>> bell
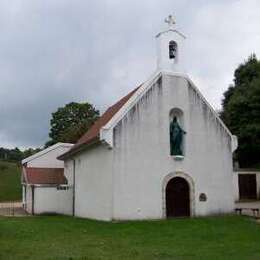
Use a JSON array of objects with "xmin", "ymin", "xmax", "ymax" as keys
[{"xmin": 169, "ymin": 50, "xmax": 176, "ymax": 59}]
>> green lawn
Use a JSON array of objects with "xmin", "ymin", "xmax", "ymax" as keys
[
  {"xmin": 0, "ymin": 160, "xmax": 22, "ymax": 202},
  {"xmin": 0, "ymin": 216, "xmax": 260, "ymax": 259}
]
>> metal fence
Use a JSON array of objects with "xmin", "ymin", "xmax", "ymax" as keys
[{"xmin": 0, "ymin": 201, "xmax": 27, "ymax": 216}]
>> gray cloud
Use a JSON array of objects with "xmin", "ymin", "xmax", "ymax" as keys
[{"xmin": 0, "ymin": 0, "xmax": 260, "ymax": 148}]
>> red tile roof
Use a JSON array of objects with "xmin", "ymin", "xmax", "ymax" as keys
[
  {"xmin": 59, "ymin": 86, "xmax": 140, "ymax": 159},
  {"xmin": 23, "ymin": 167, "xmax": 67, "ymax": 185}
]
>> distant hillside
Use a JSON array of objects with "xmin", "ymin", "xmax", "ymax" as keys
[
  {"xmin": 0, "ymin": 161, "xmax": 21, "ymax": 202},
  {"xmin": 0, "ymin": 147, "xmax": 41, "ymax": 162}
]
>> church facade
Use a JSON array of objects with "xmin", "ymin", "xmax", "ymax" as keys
[{"xmin": 59, "ymin": 16, "xmax": 238, "ymax": 221}]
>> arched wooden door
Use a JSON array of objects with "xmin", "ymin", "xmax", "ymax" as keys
[{"xmin": 166, "ymin": 177, "xmax": 190, "ymax": 217}]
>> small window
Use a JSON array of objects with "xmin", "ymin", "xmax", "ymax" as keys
[
  {"xmin": 169, "ymin": 41, "xmax": 177, "ymax": 59},
  {"xmin": 57, "ymin": 185, "xmax": 70, "ymax": 191}
]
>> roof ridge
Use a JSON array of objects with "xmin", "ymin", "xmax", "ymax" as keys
[
  {"xmin": 58, "ymin": 86, "xmax": 141, "ymax": 159},
  {"xmin": 22, "ymin": 142, "xmax": 73, "ymax": 164}
]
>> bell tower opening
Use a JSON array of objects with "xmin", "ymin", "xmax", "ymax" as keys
[
  {"xmin": 169, "ymin": 40, "xmax": 177, "ymax": 60},
  {"xmin": 156, "ymin": 14, "xmax": 186, "ymax": 72}
]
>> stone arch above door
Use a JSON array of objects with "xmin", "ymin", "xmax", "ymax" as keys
[{"xmin": 162, "ymin": 172, "xmax": 195, "ymax": 218}]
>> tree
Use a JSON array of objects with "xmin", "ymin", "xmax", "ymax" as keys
[
  {"xmin": 221, "ymin": 54, "xmax": 260, "ymax": 168},
  {"xmin": 46, "ymin": 102, "xmax": 99, "ymax": 145},
  {"xmin": 0, "ymin": 147, "xmax": 23, "ymax": 162},
  {"xmin": 22, "ymin": 148, "xmax": 42, "ymax": 159},
  {"xmin": 0, "ymin": 147, "xmax": 41, "ymax": 162}
]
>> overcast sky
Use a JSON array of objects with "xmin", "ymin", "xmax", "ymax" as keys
[{"xmin": 0, "ymin": 0, "xmax": 260, "ymax": 149}]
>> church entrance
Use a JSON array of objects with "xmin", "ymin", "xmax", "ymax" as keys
[{"xmin": 166, "ymin": 177, "xmax": 190, "ymax": 217}]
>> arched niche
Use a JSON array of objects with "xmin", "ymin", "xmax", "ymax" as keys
[
  {"xmin": 169, "ymin": 108, "xmax": 186, "ymax": 157},
  {"xmin": 169, "ymin": 108, "xmax": 184, "ymax": 127}
]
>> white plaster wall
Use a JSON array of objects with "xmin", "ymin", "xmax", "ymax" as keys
[
  {"xmin": 233, "ymin": 173, "xmax": 239, "ymax": 202},
  {"xmin": 257, "ymin": 174, "xmax": 260, "ymax": 198},
  {"xmin": 64, "ymin": 159, "xmax": 74, "ymax": 185},
  {"xmin": 112, "ymin": 74, "xmax": 234, "ymax": 220},
  {"xmin": 26, "ymin": 145, "xmax": 71, "ymax": 168},
  {"xmin": 34, "ymin": 186, "xmax": 73, "ymax": 215},
  {"xmin": 24, "ymin": 185, "xmax": 33, "ymax": 214},
  {"xmin": 22, "ymin": 185, "xmax": 25, "ymax": 205},
  {"xmin": 72, "ymin": 145, "xmax": 113, "ymax": 221}
]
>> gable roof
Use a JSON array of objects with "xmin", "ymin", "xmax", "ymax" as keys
[
  {"xmin": 97, "ymin": 71, "xmax": 237, "ymax": 151},
  {"xmin": 58, "ymin": 86, "xmax": 140, "ymax": 159},
  {"xmin": 59, "ymin": 70, "xmax": 237, "ymax": 160},
  {"xmin": 23, "ymin": 167, "xmax": 67, "ymax": 185},
  {"xmin": 22, "ymin": 143, "xmax": 73, "ymax": 165}
]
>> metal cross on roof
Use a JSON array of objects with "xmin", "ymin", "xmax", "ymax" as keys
[{"xmin": 164, "ymin": 15, "xmax": 176, "ymax": 27}]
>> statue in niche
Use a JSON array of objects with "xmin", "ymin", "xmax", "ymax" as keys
[{"xmin": 170, "ymin": 116, "xmax": 186, "ymax": 156}]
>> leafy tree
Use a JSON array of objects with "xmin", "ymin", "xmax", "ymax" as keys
[
  {"xmin": 58, "ymin": 122, "xmax": 92, "ymax": 144},
  {"xmin": 221, "ymin": 54, "xmax": 260, "ymax": 168},
  {"xmin": 8, "ymin": 148, "xmax": 23, "ymax": 161},
  {"xmin": 46, "ymin": 102, "xmax": 99, "ymax": 145},
  {"xmin": 0, "ymin": 147, "xmax": 23, "ymax": 162},
  {"xmin": 0, "ymin": 147, "xmax": 41, "ymax": 162},
  {"xmin": 22, "ymin": 148, "xmax": 42, "ymax": 159},
  {"xmin": 0, "ymin": 148, "xmax": 8, "ymax": 160}
]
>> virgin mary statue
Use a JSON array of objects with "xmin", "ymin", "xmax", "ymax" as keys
[{"xmin": 170, "ymin": 116, "xmax": 186, "ymax": 156}]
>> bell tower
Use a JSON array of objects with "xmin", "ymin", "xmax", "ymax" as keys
[{"xmin": 156, "ymin": 15, "xmax": 186, "ymax": 73}]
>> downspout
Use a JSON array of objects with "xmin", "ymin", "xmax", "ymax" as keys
[
  {"xmin": 32, "ymin": 185, "xmax": 35, "ymax": 215},
  {"xmin": 72, "ymin": 159, "xmax": 76, "ymax": 217}
]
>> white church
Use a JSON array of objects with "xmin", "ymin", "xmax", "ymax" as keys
[{"xmin": 22, "ymin": 16, "xmax": 238, "ymax": 220}]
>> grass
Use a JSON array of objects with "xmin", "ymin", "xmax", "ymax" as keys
[
  {"xmin": 0, "ymin": 215, "xmax": 260, "ymax": 259},
  {"xmin": 0, "ymin": 160, "xmax": 22, "ymax": 202}
]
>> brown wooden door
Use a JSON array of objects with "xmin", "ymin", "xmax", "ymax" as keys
[
  {"xmin": 166, "ymin": 177, "xmax": 190, "ymax": 217},
  {"xmin": 239, "ymin": 174, "xmax": 257, "ymax": 200}
]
